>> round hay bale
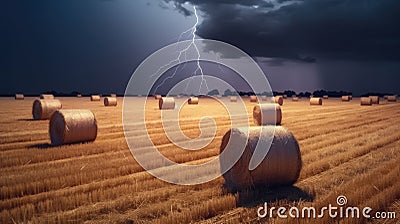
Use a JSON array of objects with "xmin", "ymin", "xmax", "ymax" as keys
[
  {"xmin": 369, "ymin": 96, "xmax": 379, "ymax": 104},
  {"xmin": 104, "ymin": 97, "xmax": 117, "ymax": 106},
  {"xmin": 230, "ymin": 96, "xmax": 238, "ymax": 102},
  {"xmin": 323, "ymin": 95, "xmax": 329, "ymax": 99},
  {"xmin": 383, "ymin": 95, "xmax": 388, "ymax": 100},
  {"xmin": 387, "ymin": 95, "xmax": 397, "ymax": 102},
  {"xmin": 159, "ymin": 97, "xmax": 175, "ymax": 110},
  {"xmin": 154, "ymin": 94, "xmax": 162, "ymax": 100},
  {"xmin": 310, "ymin": 97, "xmax": 322, "ymax": 105},
  {"xmin": 15, "ymin": 94, "xmax": 24, "ymax": 100},
  {"xmin": 274, "ymin": 96, "xmax": 284, "ymax": 106},
  {"xmin": 360, "ymin": 97, "xmax": 372, "ymax": 106},
  {"xmin": 283, "ymin": 95, "xmax": 288, "ymax": 99},
  {"xmin": 90, "ymin": 95, "xmax": 101, "ymax": 101},
  {"xmin": 32, "ymin": 99, "xmax": 62, "ymax": 120},
  {"xmin": 77, "ymin": 94, "xmax": 82, "ymax": 98},
  {"xmin": 292, "ymin": 97, "xmax": 299, "ymax": 101},
  {"xmin": 253, "ymin": 104, "xmax": 282, "ymax": 125},
  {"xmin": 250, "ymin": 95, "xmax": 257, "ymax": 102},
  {"xmin": 49, "ymin": 109, "xmax": 97, "ymax": 146},
  {"xmin": 40, "ymin": 94, "xmax": 54, "ymax": 99},
  {"xmin": 188, "ymin": 97, "xmax": 199, "ymax": 105},
  {"xmin": 349, "ymin": 95, "xmax": 353, "ymax": 100},
  {"xmin": 110, "ymin": 94, "xmax": 117, "ymax": 98},
  {"xmin": 341, "ymin": 95, "xmax": 350, "ymax": 101},
  {"xmin": 220, "ymin": 126, "xmax": 302, "ymax": 190}
]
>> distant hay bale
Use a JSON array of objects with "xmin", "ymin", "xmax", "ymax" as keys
[
  {"xmin": 253, "ymin": 103, "xmax": 282, "ymax": 125},
  {"xmin": 188, "ymin": 97, "xmax": 199, "ymax": 105},
  {"xmin": 15, "ymin": 94, "xmax": 24, "ymax": 100},
  {"xmin": 283, "ymin": 95, "xmax": 288, "ymax": 99},
  {"xmin": 369, "ymin": 96, "xmax": 379, "ymax": 104},
  {"xmin": 360, "ymin": 97, "xmax": 372, "ymax": 106},
  {"xmin": 32, "ymin": 99, "xmax": 62, "ymax": 120},
  {"xmin": 310, "ymin": 97, "xmax": 322, "ymax": 105},
  {"xmin": 323, "ymin": 95, "xmax": 328, "ymax": 99},
  {"xmin": 274, "ymin": 96, "xmax": 283, "ymax": 106},
  {"xmin": 77, "ymin": 94, "xmax": 82, "ymax": 98},
  {"xmin": 230, "ymin": 96, "xmax": 238, "ymax": 102},
  {"xmin": 40, "ymin": 94, "xmax": 54, "ymax": 99},
  {"xmin": 250, "ymin": 95, "xmax": 257, "ymax": 102},
  {"xmin": 387, "ymin": 95, "xmax": 397, "ymax": 102},
  {"xmin": 49, "ymin": 109, "xmax": 97, "ymax": 146},
  {"xmin": 292, "ymin": 97, "xmax": 299, "ymax": 101},
  {"xmin": 104, "ymin": 97, "xmax": 117, "ymax": 106},
  {"xmin": 154, "ymin": 94, "xmax": 162, "ymax": 100},
  {"xmin": 90, "ymin": 95, "xmax": 101, "ymax": 101},
  {"xmin": 383, "ymin": 95, "xmax": 388, "ymax": 99},
  {"xmin": 159, "ymin": 97, "xmax": 175, "ymax": 110},
  {"xmin": 110, "ymin": 94, "xmax": 117, "ymax": 98},
  {"xmin": 349, "ymin": 95, "xmax": 353, "ymax": 100},
  {"xmin": 261, "ymin": 96, "xmax": 268, "ymax": 101},
  {"xmin": 220, "ymin": 126, "xmax": 302, "ymax": 190},
  {"xmin": 341, "ymin": 95, "xmax": 350, "ymax": 101}
]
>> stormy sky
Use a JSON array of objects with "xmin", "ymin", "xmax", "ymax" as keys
[{"xmin": 2, "ymin": 0, "xmax": 400, "ymax": 95}]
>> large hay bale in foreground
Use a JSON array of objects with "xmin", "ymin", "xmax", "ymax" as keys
[
  {"xmin": 310, "ymin": 97, "xmax": 322, "ymax": 105},
  {"xmin": 220, "ymin": 126, "xmax": 302, "ymax": 190},
  {"xmin": 104, "ymin": 97, "xmax": 117, "ymax": 107},
  {"xmin": 274, "ymin": 96, "xmax": 284, "ymax": 106},
  {"xmin": 369, "ymin": 96, "xmax": 379, "ymax": 104},
  {"xmin": 253, "ymin": 104, "xmax": 282, "ymax": 125},
  {"xmin": 154, "ymin": 94, "xmax": 162, "ymax": 100},
  {"xmin": 32, "ymin": 99, "xmax": 62, "ymax": 120},
  {"xmin": 292, "ymin": 97, "xmax": 299, "ymax": 102},
  {"xmin": 90, "ymin": 95, "xmax": 101, "ymax": 101},
  {"xmin": 360, "ymin": 97, "xmax": 372, "ymax": 106},
  {"xmin": 159, "ymin": 97, "xmax": 175, "ymax": 110},
  {"xmin": 40, "ymin": 94, "xmax": 54, "ymax": 99},
  {"xmin": 387, "ymin": 95, "xmax": 397, "ymax": 102},
  {"xmin": 188, "ymin": 97, "xmax": 199, "ymax": 105},
  {"xmin": 341, "ymin": 95, "xmax": 351, "ymax": 101},
  {"xmin": 15, "ymin": 94, "xmax": 24, "ymax": 100},
  {"xmin": 230, "ymin": 96, "xmax": 237, "ymax": 102},
  {"xmin": 250, "ymin": 95, "xmax": 257, "ymax": 102},
  {"xmin": 49, "ymin": 109, "xmax": 97, "ymax": 146},
  {"xmin": 323, "ymin": 95, "xmax": 329, "ymax": 99}
]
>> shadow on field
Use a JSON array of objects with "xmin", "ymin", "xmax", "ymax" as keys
[
  {"xmin": 230, "ymin": 185, "xmax": 315, "ymax": 207},
  {"xmin": 27, "ymin": 143, "xmax": 55, "ymax": 149}
]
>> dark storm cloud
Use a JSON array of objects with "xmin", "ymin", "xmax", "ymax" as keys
[{"xmin": 166, "ymin": 0, "xmax": 400, "ymax": 61}]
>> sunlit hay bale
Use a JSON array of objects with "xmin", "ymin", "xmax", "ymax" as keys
[
  {"xmin": 384, "ymin": 95, "xmax": 388, "ymax": 100},
  {"xmin": 310, "ymin": 97, "xmax": 322, "ymax": 105},
  {"xmin": 253, "ymin": 103, "xmax": 282, "ymax": 126},
  {"xmin": 230, "ymin": 96, "xmax": 238, "ymax": 102},
  {"xmin": 292, "ymin": 97, "xmax": 299, "ymax": 101},
  {"xmin": 387, "ymin": 95, "xmax": 397, "ymax": 102},
  {"xmin": 360, "ymin": 97, "xmax": 372, "ymax": 106},
  {"xmin": 15, "ymin": 94, "xmax": 24, "ymax": 100},
  {"xmin": 90, "ymin": 95, "xmax": 101, "ymax": 101},
  {"xmin": 104, "ymin": 97, "xmax": 117, "ymax": 107},
  {"xmin": 188, "ymin": 97, "xmax": 199, "ymax": 105},
  {"xmin": 220, "ymin": 126, "xmax": 302, "ymax": 191},
  {"xmin": 154, "ymin": 94, "xmax": 162, "ymax": 100},
  {"xmin": 369, "ymin": 96, "xmax": 379, "ymax": 104},
  {"xmin": 283, "ymin": 94, "xmax": 288, "ymax": 99},
  {"xmin": 32, "ymin": 99, "xmax": 62, "ymax": 120},
  {"xmin": 323, "ymin": 95, "xmax": 328, "ymax": 99},
  {"xmin": 77, "ymin": 94, "xmax": 82, "ymax": 98},
  {"xmin": 40, "ymin": 94, "xmax": 54, "ymax": 99},
  {"xmin": 250, "ymin": 95, "xmax": 257, "ymax": 102},
  {"xmin": 49, "ymin": 109, "xmax": 97, "ymax": 146},
  {"xmin": 274, "ymin": 96, "xmax": 283, "ymax": 106},
  {"xmin": 341, "ymin": 95, "xmax": 351, "ymax": 101},
  {"xmin": 159, "ymin": 97, "xmax": 175, "ymax": 110}
]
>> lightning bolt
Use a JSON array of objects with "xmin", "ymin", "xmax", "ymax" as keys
[{"xmin": 151, "ymin": 5, "xmax": 209, "ymax": 95}]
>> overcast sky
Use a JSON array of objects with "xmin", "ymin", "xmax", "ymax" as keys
[{"xmin": 2, "ymin": 0, "xmax": 400, "ymax": 95}]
